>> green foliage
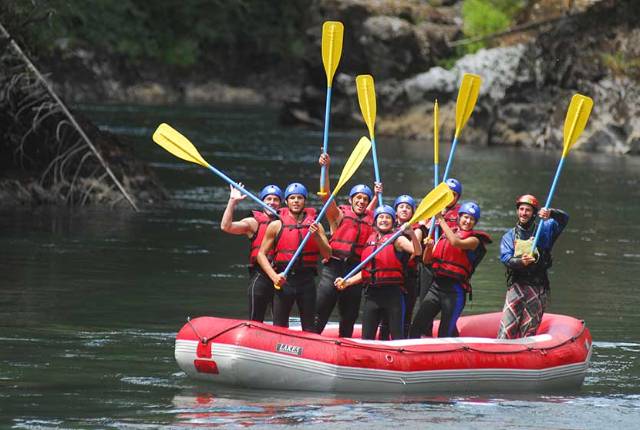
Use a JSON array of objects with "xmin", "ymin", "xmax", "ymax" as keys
[
  {"xmin": 461, "ymin": 0, "xmax": 527, "ymax": 54},
  {"xmin": 1, "ymin": 0, "xmax": 307, "ymax": 69},
  {"xmin": 601, "ymin": 52, "xmax": 640, "ymax": 80}
]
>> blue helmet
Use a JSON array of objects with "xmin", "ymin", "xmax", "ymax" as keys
[
  {"xmin": 259, "ymin": 184, "xmax": 284, "ymax": 201},
  {"xmin": 349, "ymin": 184, "xmax": 373, "ymax": 200},
  {"xmin": 284, "ymin": 182, "xmax": 308, "ymax": 199},
  {"xmin": 374, "ymin": 205, "xmax": 396, "ymax": 222},
  {"xmin": 446, "ymin": 178, "xmax": 462, "ymax": 196},
  {"xmin": 458, "ymin": 201, "xmax": 481, "ymax": 222},
  {"xmin": 393, "ymin": 194, "xmax": 416, "ymax": 211}
]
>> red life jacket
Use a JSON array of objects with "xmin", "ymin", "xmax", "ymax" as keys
[
  {"xmin": 398, "ymin": 222, "xmax": 421, "ymax": 270},
  {"xmin": 273, "ymin": 207, "xmax": 319, "ymax": 270},
  {"xmin": 361, "ymin": 230, "xmax": 405, "ymax": 288},
  {"xmin": 329, "ymin": 205, "xmax": 374, "ymax": 261},
  {"xmin": 443, "ymin": 204, "xmax": 460, "ymax": 229},
  {"xmin": 248, "ymin": 210, "xmax": 278, "ymax": 266},
  {"xmin": 431, "ymin": 228, "xmax": 492, "ymax": 289}
]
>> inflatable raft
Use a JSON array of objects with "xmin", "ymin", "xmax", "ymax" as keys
[{"xmin": 175, "ymin": 312, "xmax": 591, "ymax": 393}]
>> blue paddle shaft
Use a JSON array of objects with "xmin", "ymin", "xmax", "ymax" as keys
[
  {"xmin": 281, "ymin": 194, "xmax": 335, "ymax": 278},
  {"xmin": 319, "ymin": 87, "xmax": 333, "ymax": 191},
  {"xmin": 428, "ymin": 136, "xmax": 459, "ymax": 239},
  {"xmin": 531, "ymin": 156, "xmax": 566, "ymax": 251},
  {"xmin": 370, "ymin": 137, "xmax": 383, "ymax": 207},
  {"xmin": 343, "ymin": 228, "xmax": 402, "ymax": 281},
  {"xmin": 207, "ymin": 165, "xmax": 279, "ymax": 217}
]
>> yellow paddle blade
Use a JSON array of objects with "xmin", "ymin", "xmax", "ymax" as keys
[
  {"xmin": 454, "ymin": 73, "xmax": 482, "ymax": 138},
  {"xmin": 152, "ymin": 123, "xmax": 210, "ymax": 168},
  {"xmin": 333, "ymin": 136, "xmax": 372, "ymax": 195},
  {"xmin": 562, "ymin": 94, "xmax": 593, "ymax": 158},
  {"xmin": 434, "ymin": 99, "xmax": 440, "ymax": 163},
  {"xmin": 322, "ymin": 21, "xmax": 344, "ymax": 87},
  {"xmin": 408, "ymin": 182, "xmax": 454, "ymax": 225},
  {"xmin": 356, "ymin": 74, "xmax": 377, "ymax": 139}
]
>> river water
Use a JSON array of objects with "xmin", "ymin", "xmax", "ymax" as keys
[{"xmin": 2, "ymin": 104, "xmax": 639, "ymax": 428}]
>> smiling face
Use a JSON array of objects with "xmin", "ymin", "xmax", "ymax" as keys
[
  {"xmin": 517, "ymin": 203, "xmax": 535, "ymax": 225},
  {"xmin": 286, "ymin": 194, "xmax": 306, "ymax": 214},
  {"xmin": 263, "ymin": 195, "xmax": 281, "ymax": 210},
  {"xmin": 350, "ymin": 193, "xmax": 370, "ymax": 215},
  {"xmin": 375, "ymin": 213, "xmax": 394, "ymax": 232},
  {"xmin": 395, "ymin": 203, "xmax": 414, "ymax": 223},
  {"xmin": 458, "ymin": 213, "xmax": 476, "ymax": 231}
]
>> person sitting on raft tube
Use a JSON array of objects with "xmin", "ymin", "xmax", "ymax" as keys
[
  {"xmin": 220, "ymin": 184, "xmax": 283, "ymax": 322},
  {"xmin": 378, "ymin": 195, "xmax": 423, "ymax": 339},
  {"xmin": 335, "ymin": 205, "xmax": 421, "ymax": 340},
  {"xmin": 315, "ymin": 153, "xmax": 381, "ymax": 338},
  {"xmin": 497, "ymin": 194, "xmax": 569, "ymax": 339},
  {"xmin": 257, "ymin": 182, "xmax": 331, "ymax": 332},
  {"xmin": 409, "ymin": 201, "xmax": 492, "ymax": 338}
]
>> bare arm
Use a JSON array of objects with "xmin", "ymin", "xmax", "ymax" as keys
[
  {"xmin": 310, "ymin": 222, "xmax": 332, "ymax": 259},
  {"xmin": 335, "ymin": 271, "xmax": 363, "ymax": 290},
  {"xmin": 437, "ymin": 216, "xmax": 480, "ymax": 250},
  {"xmin": 256, "ymin": 221, "xmax": 285, "ymax": 285},
  {"xmin": 220, "ymin": 184, "xmax": 258, "ymax": 237},
  {"xmin": 395, "ymin": 226, "xmax": 421, "ymax": 256},
  {"xmin": 319, "ymin": 152, "xmax": 342, "ymax": 230},
  {"xmin": 367, "ymin": 182, "xmax": 383, "ymax": 211}
]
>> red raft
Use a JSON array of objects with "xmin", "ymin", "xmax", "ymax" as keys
[{"xmin": 175, "ymin": 312, "xmax": 592, "ymax": 393}]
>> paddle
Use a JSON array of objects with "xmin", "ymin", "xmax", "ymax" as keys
[
  {"xmin": 530, "ymin": 94, "xmax": 593, "ymax": 253},
  {"xmin": 340, "ymin": 182, "xmax": 454, "ymax": 285},
  {"xmin": 433, "ymin": 99, "xmax": 440, "ymax": 240},
  {"xmin": 276, "ymin": 136, "xmax": 372, "ymax": 289},
  {"xmin": 318, "ymin": 21, "xmax": 344, "ymax": 197},
  {"xmin": 428, "ymin": 73, "xmax": 482, "ymax": 239},
  {"xmin": 356, "ymin": 74, "xmax": 384, "ymax": 206},
  {"xmin": 152, "ymin": 123, "xmax": 279, "ymax": 217}
]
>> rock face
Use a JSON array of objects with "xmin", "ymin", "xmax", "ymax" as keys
[{"xmin": 285, "ymin": 0, "xmax": 640, "ymax": 155}]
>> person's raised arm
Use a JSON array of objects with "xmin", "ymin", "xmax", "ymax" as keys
[
  {"xmin": 319, "ymin": 152, "xmax": 342, "ymax": 230},
  {"xmin": 221, "ymin": 184, "xmax": 257, "ymax": 237},
  {"xmin": 367, "ymin": 182, "xmax": 383, "ymax": 211}
]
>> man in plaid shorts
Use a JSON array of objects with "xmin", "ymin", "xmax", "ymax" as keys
[{"xmin": 497, "ymin": 194, "xmax": 569, "ymax": 339}]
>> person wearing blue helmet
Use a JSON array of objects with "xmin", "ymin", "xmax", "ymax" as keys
[
  {"xmin": 314, "ymin": 153, "xmax": 382, "ymax": 337},
  {"xmin": 410, "ymin": 201, "xmax": 492, "ymax": 338},
  {"xmin": 378, "ymin": 194, "xmax": 424, "ymax": 339},
  {"xmin": 335, "ymin": 205, "xmax": 421, "ymax": 340},
  {"xmin": 497, "ymin": 195, "xmax": 569, "ymax": 339},
  {"xmin": 221, "ymin": 183, "xmax": 284, "ymax": 322},
  {"xmin": 257, "ymin": 182, "xmax": 331, "ymax": 332}
]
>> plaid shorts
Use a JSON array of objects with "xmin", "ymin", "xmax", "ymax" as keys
[{"xmin": 497, "ymin": 282, "xmax": 548, "ymax": 339}]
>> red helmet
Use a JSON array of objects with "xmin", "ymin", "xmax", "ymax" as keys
[{"xmin": 515, "ymin": 194, "xmax": 539, "ymax": 211}]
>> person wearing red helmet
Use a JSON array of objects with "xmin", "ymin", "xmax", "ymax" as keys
[
  {"xmin": 257, "ymin": 183, "xmax": 331, "ymax": 332},
  {"xmin": 335, "ymin": 205, "xmax": 421, "ymax": 340},
  {"xmin": 221, "ymin": 183, "xmax": 284, "ymax": 322},
  {"xmin": 409, "ymin": 201, "xmax": 492, "ymax": 338},
  {"xmin": 497, "ymin": 194, "xmax": 569, "ymax": 339},
  {"xmin": 314, "ymin": 153, "xmax": 381, "ymax": 337}
]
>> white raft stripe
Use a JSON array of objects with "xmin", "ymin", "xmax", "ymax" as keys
[{"xmin": 175, "ymin": 340, "xmax": 589, "ymax": 384}]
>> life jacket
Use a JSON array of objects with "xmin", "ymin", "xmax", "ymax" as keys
[
  {"xmin": 443, "ymin": 204, "xmax": 460, "ymax": 229},
  {"xmin": 329, "ymin": 205, "xmax": 374, "ymax": 261},
  {"xmin": 398, "ymin": 221, "xmax": 421, "ymax": 271},
  {"xmin": 248, "ymin": 210, "xmax": 279, "ymax": 266},
  {"xmin": 273, "ymin": 207, "xmax": 319, "ymax": 271},
  {"xmin": 432, "ymin": 228, "xmax": 492, "ymax": 290},
  {"xmin": 361, "ymin": 230, "xmax": 405, "ymax": 288},
  {"xmin": 507, "ymin": 223, "xmax": 552, "ymax": 288}
]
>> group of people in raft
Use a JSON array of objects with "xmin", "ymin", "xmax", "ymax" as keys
[{"xmin": 221, "ymin": 153, "xmax": 569, "ymax": 340}]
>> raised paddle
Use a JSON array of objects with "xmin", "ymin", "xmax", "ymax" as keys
[
  {"xmin": 428, "ymin": 73, "xmax": 482, "ymax": 239},
  {"xmin": 356, "ymin": 74, "xmax": 384, "ymax": 206},
  {"xmin": 530, "ymin": 94, "xmax": 593, "ymax": 253},
  {"xmin": 276, "ymin": 136, "xmax": 372, "ymax": 289},
  {"xmin": 340, "ymin": 182, "xmax": 454, "ymax": 286},
  {"xmin": 433, "ymin": 99, "xmax": 441, "ymax": 240},
  {"xmin": 318, "ymin": 21, "xmax": 344, "ymax": 197},
  {"xmin": 152, "ymin": 123, "xmax": 279, "ymax": 217}
]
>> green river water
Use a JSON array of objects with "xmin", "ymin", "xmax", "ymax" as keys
[{"xmin": 1, "ymin": 104, "xmax": 639, "ymax": 428}]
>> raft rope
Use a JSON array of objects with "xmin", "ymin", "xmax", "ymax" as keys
[{"xmin": 185, "ymin": 319, "xmax": 587, "ymax": 356}]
